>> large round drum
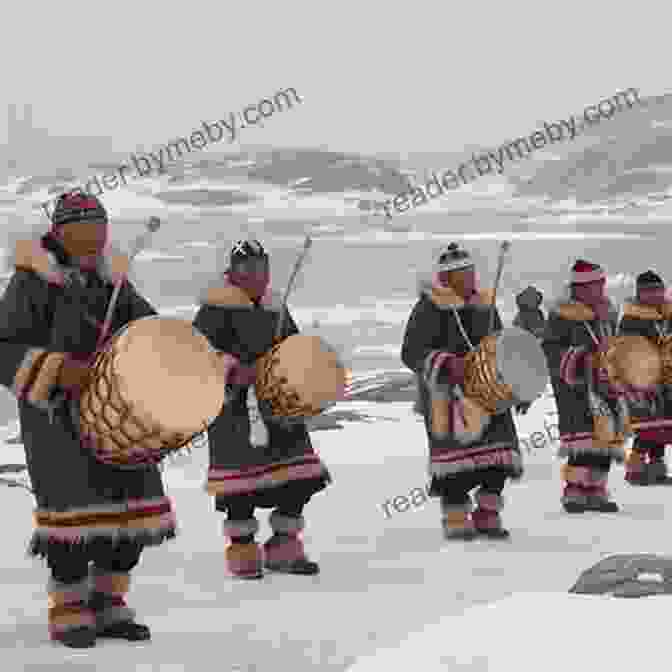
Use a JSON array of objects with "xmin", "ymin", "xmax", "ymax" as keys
[
  {"xmin": 78, "ymin": 316, "xmax": 227, "ymax": 469},
  {"xmin": 432, "ymin": 327, "xmax": 549, "ymax": 445},
  {"xmin": 598, "ymin": 335, "xmax": 663, "ymax": 388},
  {"xmin": 255, "ymin": 335, "xmax": 348, "ymax": 418},
  {"xmin": 464, "ymin": 326, "xmax": 549, "ymax": 414}
]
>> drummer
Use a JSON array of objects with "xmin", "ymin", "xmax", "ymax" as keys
[
  {"xmin": 192, "ymin": 239, "xmax": 331, "ymax": 579},
  {"xmin": 541, "ymin": 259, "xmax": 622, "ymax": 513},
  {"xmin": 618, "ymin": 270, "xmax": 672, "ymax": 485},
  {"xmin": 0, "ymin": 191, "xmax": 176, "ymax": 647},
  {"xmin": 400, "ymin": 243, "xmax": 524, "ymax": 541}
]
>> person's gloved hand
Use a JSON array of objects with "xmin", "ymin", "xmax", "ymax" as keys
[
  {"xmin": 230, "ymin": 361, "xmax": 257, "ymax": 386},
  {"xmin": 215, "ymin": 352, "xmax": 257, "ymax": 386}
]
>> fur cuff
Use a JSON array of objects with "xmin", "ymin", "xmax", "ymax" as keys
[
  {"xmin": 474, "ymin": 491, "xmax": 504, "ymax": 512},
  {"xmin": 90, "ymin": 568, "xmax": 131, "ymax": 597},
  {"xmin": 560, "ymin": 464, "xmax": 593, "ymax": 487},
  {"xmin": 268, "ymin": 512, "xmax": 305, "ymax": 534},
  {"xmin": 559, "ymin": 346, "xmax": 588, "ymax": 385},
  {"xmin": 223, "ymin": 518, "xmax": 260, "ymax": 539},
  {"xmin": 47, "ymin": 578, "xmax": 95, "ymax": 634}
]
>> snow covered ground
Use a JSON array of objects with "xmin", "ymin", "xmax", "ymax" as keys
[{"xmin": 1, "ymin": 376, "xmax": 670, "ymax": 670}]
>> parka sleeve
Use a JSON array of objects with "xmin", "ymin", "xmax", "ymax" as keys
[
  {"xmin": 280, "ymin": 308, "xmax": 300, "ymax": 339},
  {"xmin": 0, "ymin": 271, "xmax": 65, "ymax": 405},
  {"xmin": 193, "ymin": 305, "xmax": 243, "ymax": 358},
  {"xmin": 122, "ymin": 281, "xmax": 158, "ymax": 322},
  {"xmin": 618, "ymin": 316, "xmax": 657, "ymax": 339},
  {"xmin": 542, "ymin": 312, "xmax": 589, "ymax": 386},
  {"xmin": 401, "ymin": 299, "xmax": 449, "ymax": 377}
]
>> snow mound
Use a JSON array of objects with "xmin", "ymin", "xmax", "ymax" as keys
[{"xmin": 347, "ymin": 591, "xmax": 672, "ymax": 671}]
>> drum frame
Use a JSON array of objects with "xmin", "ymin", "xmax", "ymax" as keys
[
  {"xmin": 78, "ymin": 319, "xmax": 214, "ymax": 469},
  {"xmin": 255, "ymin": 336, "xmax": 346, "ymax": 419},
  {"xmin": 463, "ymin": 333, "xmax": 515, "ymax": 415}
]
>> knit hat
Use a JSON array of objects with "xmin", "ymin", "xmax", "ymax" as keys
[
  {"xmin": 51, "ymin": 190, "xmax": 108, "ymax": 228},
  {"xmin": 636, "ymin": 270, "xmax": 664, "ymax": 291},
  {"xmin": 230, "ymin": 239, "xmax": 268, "ymax": 266},
  {"xmin": 436, "ymin": 243, "xmax": 474, "ymax": 272},
  {"xmin": 571, "ymin": 259, "xmax": 605, "ymax": 284}
]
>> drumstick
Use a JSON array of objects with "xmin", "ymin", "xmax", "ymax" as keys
[
  {"xmin": 97, "ymin": 216, "xmax": 161, "ymax": 349},
  {"xmin": 274, "ymin": 235, "xmax": 312, "ymax": 341},
  {"xmin": 488, "ymin": 240, "xmax": 511, "ymax": 336}
]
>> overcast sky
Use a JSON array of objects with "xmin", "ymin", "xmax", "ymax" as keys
[{"xmin": 0, "ymin": 0, "xmax": 668, "ymax": 158}]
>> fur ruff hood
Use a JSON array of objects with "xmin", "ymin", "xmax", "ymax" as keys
[
  {"xmin": 12, "ymin": 237, "xmax": 127, "ymax": 286},
  {"xmin": 198, "ymin": 275, "xmax": 284, "ymax": 310},
  {"xmin": 620, "ymin": 294, "xmax": 672, "ymax": 321},
  {"xmin": 545, "ymin": 284, "xmax": 619, "ymax": 322},
  {"xmin": 417, "ymin": 272, "xmax": 495, "ymax": 309}
]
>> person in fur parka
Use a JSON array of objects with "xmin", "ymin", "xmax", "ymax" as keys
[
  {"xmin": 541, "ymin": 259, "xmax": 625, "ymax": 513},
  {"xmin": 618, "ymin": 270, "xmax": 672, "ymax": 485},
  {"xmin": 0, "ymin": 192, "xmax": 176, "ymax": 648},
  {"xmin": 401, "ymin": 243, "xmax": 523, "ymax": 541},
  {"xmin": 192, "ymin": 239, "xmax": 331, "ymax": 580}
]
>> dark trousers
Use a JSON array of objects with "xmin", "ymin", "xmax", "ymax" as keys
[
  {"xmin": 47, "ymin": 541, "xmax": 143, "ymax": 585},
  {"xmin": 633, "ymin": 438, "xmax": 666, "ymax": 461},
  {"xmin": 227, "ymin": 496, "xmax": 309, "ymax": 521},
  {"xmin": 439, "ymin": 468, "xmax": 507, "ymax": 507},
  {"xmin": 222, "ymin": 494, "xmax": 313, "ymax": 543},
  {"xmin": 567, "ymin": 453, "xmax": 612, "ymax": 471}
]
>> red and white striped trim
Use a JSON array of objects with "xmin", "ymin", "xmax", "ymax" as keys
[
  {"xmin": 430, "ymin": 443, "xmax": 522, "ymax": 477},
  {"xmin": 557, "ymin": 432, "xmax": 625, "ymax": 460},
  {"xmin": 206, "ymin": 454, "xmax": 327, "ymax": 496}
]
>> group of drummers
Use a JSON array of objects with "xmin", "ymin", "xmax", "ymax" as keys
[
  {"xmin": 403, "ymin": 243, "xmax": 672, "ymax": 539},
  {"xmin": 0, "ymin": 189, "xmax": 669, "ymax": 648}
]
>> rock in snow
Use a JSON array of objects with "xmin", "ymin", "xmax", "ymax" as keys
[{"xmin": 570, "ymin": 553, "xmax": 672, "ymax": 597}]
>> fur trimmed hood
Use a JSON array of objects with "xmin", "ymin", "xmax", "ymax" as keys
[
  {"xmin": 545, "ymin": 284, "xmax": 618, "ymax": 321},
  {"xmin": 417, "ymin": 272, "xmax": 495, "ymax": 309},
  {"xmin": 621, "ymin": 295, "xmax": 672, "ymax": 321},
  {"xmin": 198, "ymin": 275, "xmax": 284, "ymax": 310},
  {"xmin": 12, "ymin": 237, "xmax": 128, "ymax": 287}
]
